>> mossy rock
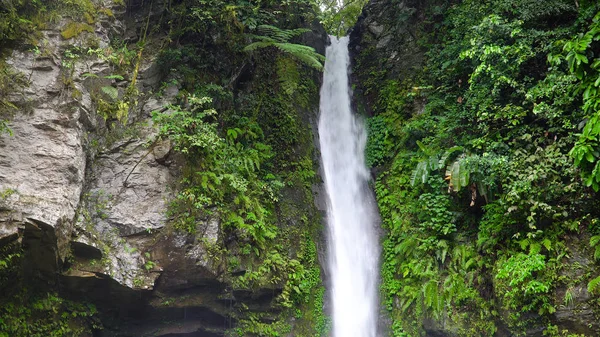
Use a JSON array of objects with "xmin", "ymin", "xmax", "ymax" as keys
[{"xmin": 61, "ymin": 22, "xmax": 94, "ymax": 40}]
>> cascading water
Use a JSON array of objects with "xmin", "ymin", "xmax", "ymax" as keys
[{"xmin": 318, "ymin": 36, "xmax": 380, "ymax": 337}]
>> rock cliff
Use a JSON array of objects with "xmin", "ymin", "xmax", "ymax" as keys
[{"xmin": 0, "ymin": 1, "xmax": 327, "ymax": 336}]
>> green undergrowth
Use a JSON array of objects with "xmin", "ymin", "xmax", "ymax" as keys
[
  {"xmin": 151, "ymin": 1, "xmax": 327, "ymax": 335},
  {"xmin": 357, "ymin": 0, "xmax": 600, "ymax": 336},
  {"xmin": 0, "ymin": 291, "xmax": 100, "ymax": 337},
  {"xmin": 0, "ymin": 242, "xmax": 101, "ymax": 336}
]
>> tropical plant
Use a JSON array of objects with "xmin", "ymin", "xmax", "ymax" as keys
[
  {"xmin": 552, "ymin": 11, "xmax": 600, "ymax": 191},
  {"xmin": 244, "ymin": 25, "xmax": 326, "ymax": 70}
]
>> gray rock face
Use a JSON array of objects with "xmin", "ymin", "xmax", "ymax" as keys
[
  {"xmin": 0, "ymin": 3, "xmax": 237, "ymax": 334},
  {"xmin": 0, "ymin": 4, "xmax": 179, "ymax": 291},
  {"xmin": 0, "ymin": 35, "xmax": 87, "ymax": 265},
  {"xmin": 349, "ymin": 0, "xmax": 426, "ymax": 115}
]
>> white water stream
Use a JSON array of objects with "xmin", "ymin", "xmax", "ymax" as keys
[{"xmin": 318, "ymin": 36, "xmax": 380, "ymax": 337}]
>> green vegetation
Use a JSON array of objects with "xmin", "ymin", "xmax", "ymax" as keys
[
  {"xmin": 317, "ymin": 0, "xmax": 369, "ymax": 36},
  {"xmin": 356, "ymin": 0, "xmax": 600, "ymax": 335},
  {"xmin": 244, "ymin": 25, "xmax": 326, "ymax": 70},
  {"xmin": 149, "ymin": 1, "xmax": 328, "ymax": 335},
  {"xmin": 2, "ymin": 0, "xmax": 329, "ymax": 335},
  {"xmin": 60, "ymin": 21, "xmax": 94, "ymax": 39},
  {"xmin": 0, "ymin": 240, "xmax": 100, "ymax": 336},
  {"xmin": 0, "ymin": 292, "xmax": 100, "ymax": 337},
  {"xmin": 4, "ymin": 0, "xmax": 600, "ymax": 335}
]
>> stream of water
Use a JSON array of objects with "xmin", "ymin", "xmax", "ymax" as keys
[{"xmin": 318, "ymin": 36, "xmax": 380, "ymax": 337}]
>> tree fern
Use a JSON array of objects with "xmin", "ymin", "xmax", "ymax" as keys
[
  {"xmin": 251, "ymin": 25, "xmax": 311, "ymax": 43},
  {"xmin": 244, "ymin": 25, "xmax": 325, "ymax": 71}
]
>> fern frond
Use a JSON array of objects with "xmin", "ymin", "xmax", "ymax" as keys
[
  {"xmin": 284, "ymin": 51, "xmax": 324, "ymax": 70},
  {"xmin": 82, "ymin": 72, "xmax": 99, "ymax": 78},
  {"xmin": 394, "ymin": 235, "xmax": 418, "ymax": 258},
  {"xmin": 588, "ymin": 275, "xmax": 600, "ymax": 294},
  {"xmin": 287, "ymin": 27, "xmax": 311, "ymax": 38},
  {"xmin": 255, "ymin": 25, "xmax": 310, "ymax": 43},
  {"xmin": 104, "ymin": 74, "xmax": 124, "ymax": 80},
  {"xmin": 436, "ymin": 239, "xmax": 449, "ymax": 264},
  {"xmin": 244, "ymin": 25, "xmax": 325, "ymax": 71},
  {"xmin": 423, "ymin": 279, "xmax": 440, "ymax": 313},
  {"xmin": 245, "ymin": 34, "xmax": 279, "ymax": 43},
  {"xmin": 274, "ymin": 43, "xmax": 325, "ymax": 70},
  {"xmin": 101, "ymin": 86, "xmax": 119, "ymax": 100},
  {"xmin": 243, "ymin": 41, "xmax": 277, "ymax": 52},
  {"xmin": 400, "ymin": 295, "xmax": 416, "ymax": 311},
  {"xmin": 590, "ymin": 235, "xmax": 600, "ymax": 247}
]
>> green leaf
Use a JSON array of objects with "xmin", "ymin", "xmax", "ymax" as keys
[
  {"xmin": 244, "ymin": 25, "xmax": 324, "ymax": 70},
  {"xmin": 101, "ymin": 86, "xmax": 119, "ymax": 100},
  {"xmin": 439, "ymin": 146, "xmax": 462, "ymax": 168},
  {"xmin": 542, "ymin": 239, "xmax": 552, "ymax": 251},
  {"xmin": 591, "ymin": 235, "xmax": 600, "ymax": 247},
  {"xmin": 81, "ymin": 72, "xmax": 99, "ymax": 78},
  {"xmin": 588, "ymin": 275, "xmax": 600, "ymax": 294},
  {"xmin": 586, "ymin": 151, "xmax": 595, "ymax": 163},
  {"xmin": 104, "ymin": 74, "xmax": 124, "ymax": 80},
  {"xmin": 411, "ymin": 161, "xmax": 428, "ymax": 186}
]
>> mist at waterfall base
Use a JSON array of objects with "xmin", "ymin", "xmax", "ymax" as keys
[{"xmin": 318, "ymin": 36, "xmax": 380, "ymax": 337}]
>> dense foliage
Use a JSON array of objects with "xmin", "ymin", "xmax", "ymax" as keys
[
  {"xmin": 150, "ymin": 0, "xmax": 329, "ymax": 335},
  {"xmin": 318, "ymin": 0, "xmax": 369, "ymax": 36},
  {"xmin": 356, "ymin": 0, "xmax": 600, "ymax": 335}
]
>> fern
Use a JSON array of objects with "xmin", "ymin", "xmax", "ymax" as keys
[
  {"xmin": 252, "ymin": 25, "xmax": 311, "ymax": 42},
  {"xmin": 244, "ymin": 25, "xmax": 325, "ymax": 71},
  {"xmin": 435, "ymin": 239, "xmax": 449, "ymax": 264},
  {"xmin": 81, "ymin": 72, "xmax": 99, "ymax": 78},
  {"xmin": 101, "ymin": 86, "xmax": 119, "ymax": 100},
  {"xmin": 393, "ymin": 235, "xmax": 418, "ymax": 259},
  {"xmin": 104, "ymin": 74, "xmax": 124, "ymax": 80},
  {"xmin": 588, "ymin": 275, "xmax": 600, "ymax": 294},
  {"xmin": 423, "ymin": 279, "xmax": 441, "ymax": 314},
  {"xmin": 590, "ymin": 235, "xmax": 600, "ymax": 260}
]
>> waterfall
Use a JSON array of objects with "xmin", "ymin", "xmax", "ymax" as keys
[{"xmin": 318, "ymin": 36, "xmax": 380, "ymax": 337}]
